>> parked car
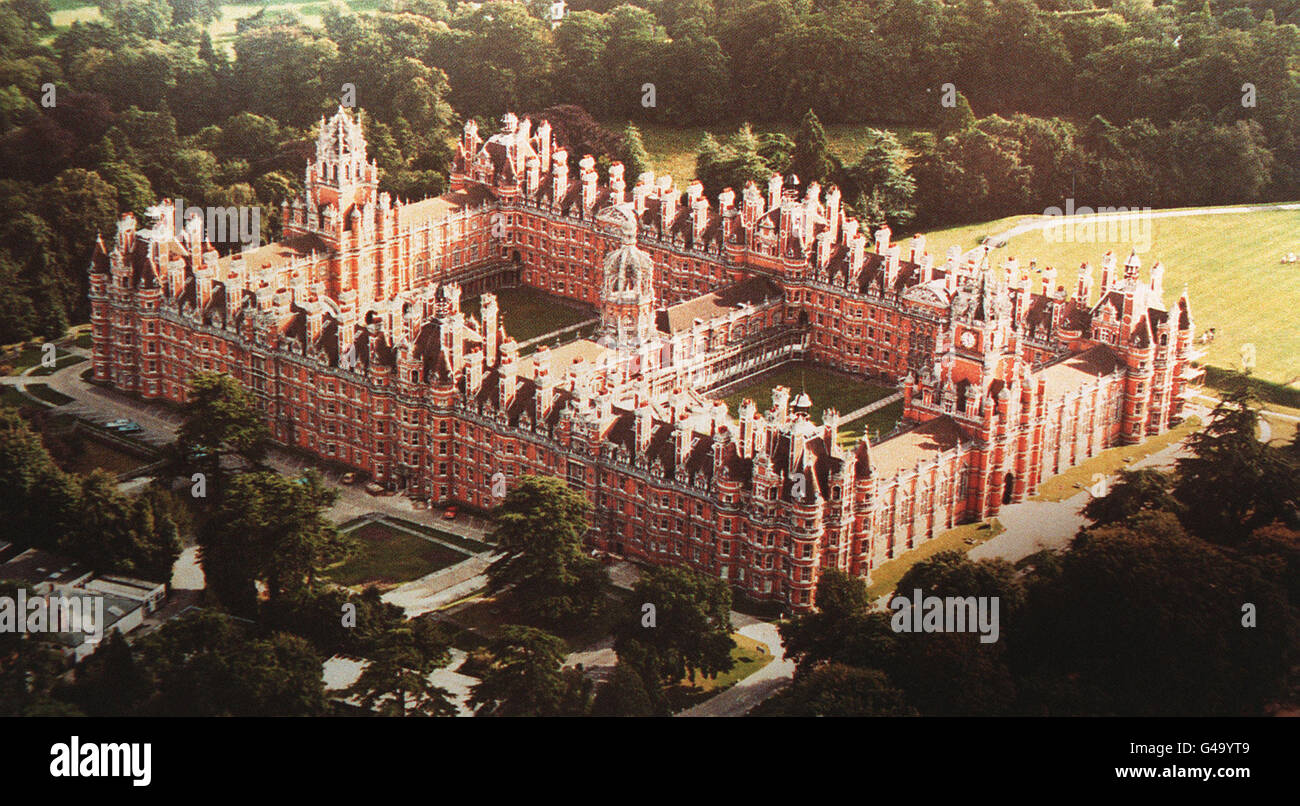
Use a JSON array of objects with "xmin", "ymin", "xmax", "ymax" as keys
[
  {"xmin": 340, "ymin": 472, "xmax": 356, "ymax": 485},
  {"xmin": 115, "ymin": 421, "xmax": 142, "ymax": 434},
  {"xmin": 104, "ymin": 419, "xmax": 131, "ymax": 429},
  {"xmin": 365, "ymin": 482, "xmax": 385, "ymax": 496},
  {"xmin": 443, "ymin": 506, "xmax": 457, "ymax": 520}
]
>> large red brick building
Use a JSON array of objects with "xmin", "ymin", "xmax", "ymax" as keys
[{"xmin": 89, "ymin": 107, "xmax": 1198, "ymax": 611}]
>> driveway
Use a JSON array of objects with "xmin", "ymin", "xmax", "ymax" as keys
[{"xmin": 675, "ymin": 613, "xmax": 795, "ymax": 718}]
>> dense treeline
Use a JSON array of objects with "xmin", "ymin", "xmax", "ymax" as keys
[
  {"xmin": 0, "ymin": 0, "xmax": 1298, "ymax": 342},
  {"xmin": 0, "ymin": 407, "xmax": 183, "ymax": 580}
]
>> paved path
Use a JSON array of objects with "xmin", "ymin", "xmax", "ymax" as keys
[
  {"xmin": 966, "ymin": 419, "xmax": 1204, "ymax": 566},
  {"xmin": 564, "ymin": 636, "xmax": 618, "ymax": 684},
  {"xmin": 675, "ymin": 614, "xmax": 795, "ymax": 717},
  {"xmin": 381, "ymin": 553, "xmax": 495, "ymax": 617},
  {"xmin": 839, "ymin": 391, "xmax": 904, "ymax": 425}
]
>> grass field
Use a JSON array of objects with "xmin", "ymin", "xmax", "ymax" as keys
[
  {"xmin": 841, "ymin": 398, "xmax": 906, "ymax": 446},
  {"xmin": 49, "ymin": 0, "xmax": 382, "ymax": 48},
  {"xmin": 49, "ymin": 0, "xmax": 376, "ymax": 33},
  {"xmin": 1029, "ymin": 415, "xmax": 1202, "ymax": 502},
  {"xmin": 716, "ymin": 361, "xmax": 896, "ymax": 427},
  {"xmin": 865, "ymin": 518, "xmax": 1005, "ymax": 601},
  {"xmin": 461, "ymin": 285, "xmax": 595, "ymax": 344},
  {"xmin": 326, "ymin": 520, "xmax": 469, "ymax": 591},
  {"xmin": 666, "ymin": 632, "xmax": 774, "ymax": 710},
  {"xmin": 29, "ymin": 353, "xmax": 86, "ymax": 377},
  {"xmin": 921, "ymin": 203, "xmax": 1300, "ymax": 387},
  {"xmin": 24, "ymin": 383, "xmax": 73, "ymax": 406},
  {"xmin": 0, "ymin": 386, "xmax": 33, "ymax": 409},
  {"xmin": 386, "ymin": 516, "xmax": 493, "ymax": 553}
]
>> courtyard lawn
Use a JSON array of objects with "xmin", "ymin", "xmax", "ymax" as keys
[
  {"xmin": 717, "ymin": 361, "xmax": 896, "ymax": 427},
  {"xmin": 865, "ymin": 518, "xmax": 1006, "ymax": 601},
  {"xmin": 666, "ymin": 632, "xmax": 775, "ymax": 710},
  {"xmin": 626, "ymin": 121, "xmax": 928, "ymax": 186},
  {"xmin": 1030, "ymin": 415, "xmax": 1202, "ymax": 503},
  {"xmin": 920, "ymin": 203, "xmax": 1300, "ymax": 388},
  {"xmin": 326, "ymin": 520, "xmax": 469, "ymax": 591},
  {"xmin": 387, "ymin": 516, "xmax": 493, "ymax": 553},
  {"xmin": 839, "ymin": 397, "xmax": 906, "ymax": 446},
  {"xmin": 460, "ymin": 286, "xmax": 596, "ymax": 344},
  {"xmin": 24, "ymin": 383, "xmax": 73, "ymax": 406}
]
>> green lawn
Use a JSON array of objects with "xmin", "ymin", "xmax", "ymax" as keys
[
  {"xmin": 840, "ymin": 397, "xmax": 906, "ymax": 446},
  {"xmin": 921, "ymin": 203, "xmax": 1300, "ymax": 387},
  {"xmin": 0, "ymin": 386, "xmax": 31, "ymax": 409},
  {"xmin": 717, "ymin": 361, "xmax": 896, "ymax": 426},
  {"xmin": 626, "ymin": 121, "xmax": 927, "ymax": 186},
  {"xmin": 326, "ymin": 520, "xmax": 469, "ymax": 591},
  {"xmin": 666, "ymin": 632, "xmax": 775, "ymax": 710},
  {"xmin": 387, "ymin": 516, "xmax": 493, "ymax": 553},
  {"xmin": 29, "ymin": 353, "xmax": 86, "ymax": 377},
  {"xmin": 4, "ymin": 343, "xmax": 48, "ymax": 375},
  {"xmin": 24, "ymin": 383, "xmax": 73, "ymax": 406},
  {"xmin": 1030, "ymin": 415, "xmax": 1202, "ymax": 503},
  {"xmin": 49, "ymin": 0, "xmax": 381, "ymax": 47},
  {"xmin": 461, "ymin": 285, "xmax": 595, "ymax": 344},
  {"xmin": 866, "ymin": 518, "xmax": 1006, "ymax": 601}
]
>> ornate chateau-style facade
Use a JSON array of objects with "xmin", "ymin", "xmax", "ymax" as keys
[{"xmin": 90, "ymin": 107, "xmax": 1198, "ymax": 611}]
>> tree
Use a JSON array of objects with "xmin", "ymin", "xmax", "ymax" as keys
[
  {"xmin": 8, "ymin": 0, "xmax": 54, "ymax": 30},
  {"xmin": 0, "ymin": 408, "xmax": 81, "ymax": 552},
  {"xmin": 619, "ymin": 122, "xmax": 651, "ymax": 183},
  {"xmin": 469, "ymin": 626, "xmax": 571, "ymax": 716},
  {"xmin": 839, "ymin": 129, "xmax": 916, "ymax": 229},
  {"xmin": 204, "ymin": 470, "xmax": 351, "ymax": 609},
  {"xmin": 614, "ymin": 565, "xmax": 734, "ymax": 686},
  {"xmin": 168, "ymin": 371, "xmax": 272, "ymax": 504},
  {"xmin": 694, "ymin": 124, "xmax": 780, "ymax": 199},
  {"xmin": 132, "ymin": 611, "xmax": 328, "ymax": 716},
  {"xmin": 97, "ymin": 0, "xmax": 172, "ymax": 39},
  {"xmin": 0, "ymin": 583, "xmax": 78, "ymax": 716},
  {"xmin": 68, "ymin": 469, "xmax": 181, "ymax": 580},
  {"xmin": 753, "ymin": 664, "xmax": 916, "ymax": 717},
  {"xmin": 1173, "ymin": 379, "xmax": 1299, "ymax": 544},
  {"xmin": 895, "ymin": 550, "xmax": 1026, "ymax": 616},
  {"xmin": 1013, "ymin": 515, "xmax": 1291, "ymax": 716},
  {"xmin": 790, "ymin": 108, "xmax": 832, "ymax": 190},
  {"xmin": 778, "ymin": 568, "xmax": 891, "ymax": 673},
  {"xmin": 591, "ymin": 661, "xmax": 656, "ymax": 716},
  {"xmin": 60, "ymin": 631, "xmax": 152, "ymax": 717},
  {"xmin": 1082, "ymin": 468, "xmax": 1182, "ymax": 527},
  {"xmin": 346, "ymin": 644, "xmax": 456, "ymax": 717},
  {"xmin": 487, "ymin": 474, "xmax": 606, "ymax": 625}
]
